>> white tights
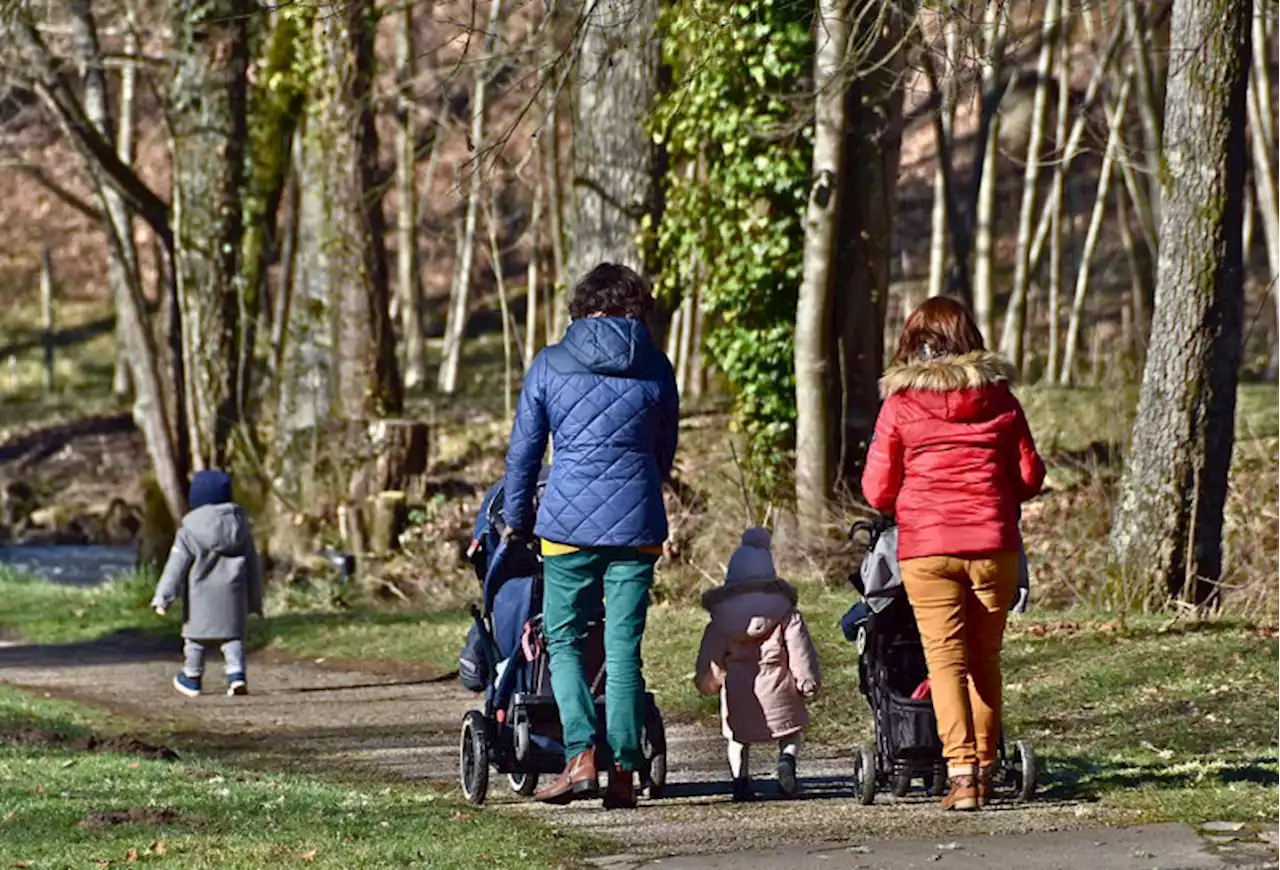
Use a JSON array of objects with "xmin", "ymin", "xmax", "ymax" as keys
[{"xmin": 727, "ymin": 732, "xmax": 804, "ymax": 779}]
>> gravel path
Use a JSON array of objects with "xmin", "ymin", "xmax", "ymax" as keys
[{"xmin": 1, "ymin": 633, "xmax": 1274, "ymax": 869}]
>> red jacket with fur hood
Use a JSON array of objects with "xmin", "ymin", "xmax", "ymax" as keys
[{"xmin": 860, "ymin": 351, "xmax": 1046, "ymax": 561}]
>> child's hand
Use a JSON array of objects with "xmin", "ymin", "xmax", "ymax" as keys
[{"xmin": 154, "ymin": 605, "xmax": 167, "ymax": 617}]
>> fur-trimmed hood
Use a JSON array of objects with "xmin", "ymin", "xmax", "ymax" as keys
[{"xmin": 879, "ymin": 350, "xmax": 1016, "ymax": 398}]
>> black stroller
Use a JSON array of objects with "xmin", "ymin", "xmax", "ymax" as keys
[
  {"xmin": 457, "ymin": 473, "xmax": 668, "ymax": 805},
  {"xmin": 842, "ymin": 517, "xmax": 1036, "ymax": 805}
]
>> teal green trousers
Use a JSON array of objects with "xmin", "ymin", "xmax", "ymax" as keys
[{"xmin": 542, "ymin": 547, "xmax": 656, "ymax": 771}]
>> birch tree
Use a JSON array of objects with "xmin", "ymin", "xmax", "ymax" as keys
[
  {"xmin": 794, "ymin": 0, "xmax": 851, "ymax": 526},
  {"xmin": 1110, "ymin": 0, "xmax": 1251, "ymax": 605},
  {"xmin": 971, "ymin": 0, "xmax": 1010, "ymax": 346},
  {"xmin": 1000, "ymin": 0, "xmax": 1059, "ymax": 371},
  {"xmin": 438, "ymin": 0, "xmax": 505, "ymax": 395}
]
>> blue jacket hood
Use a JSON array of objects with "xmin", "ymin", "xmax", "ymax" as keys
[{"xmin": 561, "ymin": 317, "xmax": 654, "ymax": 376}]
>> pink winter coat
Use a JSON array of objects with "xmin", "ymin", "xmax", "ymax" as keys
[{"xmin": 693, "ymin": 578, "xmax": 821, "ymax": 743}]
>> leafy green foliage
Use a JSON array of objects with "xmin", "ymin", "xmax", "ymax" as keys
[{"xmin": 653, "ymin": 0, "xmax": 812, "ymax": 482}]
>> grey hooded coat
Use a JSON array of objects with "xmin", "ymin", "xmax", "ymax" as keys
[{"xmin": 151, "ymin": 503, "xmax": 263, "ymax": 639}]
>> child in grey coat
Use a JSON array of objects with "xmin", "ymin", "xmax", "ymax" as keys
[{"xmin": 152, "ymin": 470, "xmax": 263, "ymax": 697}]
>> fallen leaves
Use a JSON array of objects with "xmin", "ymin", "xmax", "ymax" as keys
[
  {"xmin": 299, "ymin": 849, "xmax": 318, "ymax": 862},
  {"xmin": 150, "ymin": 841, "xmax": 166, "ymax": 856}
]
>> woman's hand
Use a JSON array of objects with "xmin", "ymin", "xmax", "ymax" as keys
[{"xmin": 153, "ymin": 605, "xmax": 167, "ymax": 617}]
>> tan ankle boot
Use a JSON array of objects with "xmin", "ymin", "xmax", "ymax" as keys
[
  {"xmin": 977, "ymin": 764, "xmax": 996, "ymax": 807},
  {"xmin": 535, "ymin": 747, "xmax": 598, "ymax": 805},
  {"xmin": 940, "ymin": 774, "xmax": 978, "ymax": 811}
]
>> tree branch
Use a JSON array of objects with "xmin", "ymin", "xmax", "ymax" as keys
[
  {"xmin": 4, "ymin": 8, "xmax": 172, "ymax": 245},
  {"xmin": 4, "ymin": 161, "xmax": 103, "ymax": 221}
]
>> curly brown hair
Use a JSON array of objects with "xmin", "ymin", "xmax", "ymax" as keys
[
  {"xmin": 893, "ymin": 296, "xmax": 985, "ymax": 365},
  {"xmin": 568, "ymin": 262, "xmax": 654, "ymax": 320}
]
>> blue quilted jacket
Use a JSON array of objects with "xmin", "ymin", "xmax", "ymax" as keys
[{"xmin": 503, "ymin": 317, "xmax": 679, "ymax": 548}]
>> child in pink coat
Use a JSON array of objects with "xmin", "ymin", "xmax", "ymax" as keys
[{"xmin": 694, "ymin": 527, "xmax": 821, "ymax": 801}]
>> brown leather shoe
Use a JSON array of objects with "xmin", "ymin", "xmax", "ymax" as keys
[
  {"xmin": 535, "ymin": 747, "xmax": 599, "ymax": 805},
  {"xmin": 603, "ymin": 764, "xmax": 636, "ymax": 810},
  {"xmin": 977, "ymin": 764, "xmax": 996, "ymax": 807},
  {"xmin": 940, "ymin": 774, "xmax": 978, "ymax": 811}
]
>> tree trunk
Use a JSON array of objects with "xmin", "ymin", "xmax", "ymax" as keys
[
  {"xmin": 525, "ymin": 167, "xmax": 543, "ymax": 370},
  {"xmin": 1110, "ymin": 0, "xmax": 1250, "ymax": 606},
  {"xmin": 795, "ymin": 0, "xmax": 853, "ymax": 526},
  {"xmin": 545, "ymin": 106, "xmax": 569, "ymax": 339},
  {"xmin": 1027, "ymin": 21, "xmax": 1127, "ymax": 274},
  {"xmin": 1122, "ymin": 0, "xmax": 1165, "ymax": 226},
  {"xmin": 239, "ymin": 14, "xmax": 305, "ymax": 419},
  {"xmin": 277, "ymin": 0, "xmax": 403, "ymax": 503},
  {"xmin": 566, "ymin": 0, "xmax": 660, "ymax": 287},
  {"xmin": 59, "ymin": 0, "xmax": 185, "ymax": 518},
  {"xmin": 1044, "ymin": 25, "xmax": 1071, "ymax": 384},
  {"xmin": 170, "ymin": 0, "xmax": 251, "ymax": 470},
  {"xmin": 1062, "ymin": 80, "xmax": 1130, "ymax": 386},
  {"xmin": 1247, "ymin": 43, "xmax": 1279, "ymax": 304},
  {"xmin": 833, "ymin": 2, "xmax": 905, "ymax": 492},
  {"xmin": 397, "ymin": 1, "xmax": 428, "ymax": 392},
  {"xmin": 1000, "ymin": 0, "xmax": 1059, "ymax": 370},
  {"xmin": 971, "ymin": 0, "xmax": 1010, "ymax": 347},
  {"xmin": 112, "ymin": 27, "xmax": 138, "ymax": 400},
  {"xmin": 438, "ymin": 0, "xmax": 505, "ymax": 395},
  {"xmin": 926, "ymin": 11, "xmax": 960, "ymax": 300}
]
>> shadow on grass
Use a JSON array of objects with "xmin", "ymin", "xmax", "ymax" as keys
[{"xmin": 1040, "ymin": 753, "xmax": 1279, "ymax": 802}]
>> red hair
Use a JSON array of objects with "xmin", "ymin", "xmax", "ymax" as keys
[{"xmin": 893, "ymin": 297, "xmax": 985, "ymax": 365}]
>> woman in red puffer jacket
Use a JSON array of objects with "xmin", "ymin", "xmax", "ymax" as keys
[{"xmin": 861, "ymin": 296, "xmax": 1045, "ymax": 812}]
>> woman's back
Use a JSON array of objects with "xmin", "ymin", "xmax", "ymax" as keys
[{"xmin": 862, "ymin": 351, "xmax": 1044, "ymax": 560}]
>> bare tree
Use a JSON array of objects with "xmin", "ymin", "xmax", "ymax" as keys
[
  {"xmin": 438, "ymin": 0, "xmax": 506, "ymax": 395},
  {"xmin": 397, "ymin": 0, "xmax": 428, "ymax": 392},
  {"xmin": 925, "ymin": 9, "xmax": 960, "ymax": 300},
  {"xmin": 795, "ymin": 0, "xmax": 852, "ymax": 526},
  {"xmin": 13, "ymin": 2, "xmax": 187, "ymax": 517},
  {"xmin": 971, "ymin": 0, "xmax": 1010, "ymax": 346},
  {"xmin": 1061, "ymin": 80, "xmax": 1131, "ymax": 385},
  {"xmin": 1111, "ymin": 0, "xmax": 1251, "ymax": 605},
  {"xmin": 1000, "ymin": 0, "xmax": 1060, "ymax": 371},
  {"xmin": 111, "ymin": 24, "xmax": 138, "ymax": 399},
  {"xmin": 1044, "ymin": 18, "xmax": 1071, "ymax": 384},
  {"xmin": 1247, "ymin": 12, "xmax": 1278, "ymax": 312}
]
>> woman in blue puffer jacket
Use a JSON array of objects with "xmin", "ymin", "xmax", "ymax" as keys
[{"xmin": 503, "ymin": 262, "xmax": 679, "ymax": 810}]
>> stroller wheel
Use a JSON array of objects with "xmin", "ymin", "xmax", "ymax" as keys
[
  {"xmin": 1012, "ymin": 739, "xmax": 1036, "ymax": 802},
  {"xmin": 460, "ymin": 711, "xmax": 490, "ymax": 805},
  {"xmin": 643, "ymin": 750, "xmax": 668, "ymax": 799},
  {"xmin": 890, "ymin": 771, "xmax": 911, "ymax": 798},
  {"xmin": 508, "ymin": 771, "xmax": 539, "ymax": 797},
  {"xmin": 852, "ymin": 743, "xmax": 877, "ymax": 805},
  {"xmin": 642, "ymin": 701, "xmax": 668, "ymax": 799}
]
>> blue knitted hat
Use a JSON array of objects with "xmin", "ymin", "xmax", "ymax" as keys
[{"xmin": 188, "ymin": 470, "xmax": 233, "ymax": 510}]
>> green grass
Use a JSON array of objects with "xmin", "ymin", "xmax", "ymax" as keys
[
  {"xmin": 0, "ymin": 686, "xmax": 590, "ymax": 870},
  {"xmin": 0, "ymin": 569, "xmax": 472, "ymax": 672},
  {"xmin": 5, "ymin": 572, "xmax": 1277, "ymax": 826}
]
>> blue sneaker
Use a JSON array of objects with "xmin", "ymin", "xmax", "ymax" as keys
[
  {"xmin": 226, "ymin": 673, "xmax": 248, "ymax": 696},
  {"xmin": 173, "ymin": 673, "xmax": 201, "ymax": 697}
]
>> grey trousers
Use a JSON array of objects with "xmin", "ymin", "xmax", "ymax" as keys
[{"xmin": 183, "ymin": 638, "xmax": 246, "ymax": 678}]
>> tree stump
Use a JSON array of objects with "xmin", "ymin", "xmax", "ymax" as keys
[{"xmin": 368, "ymin": 491, "xmax": 408, "ymax": 556}]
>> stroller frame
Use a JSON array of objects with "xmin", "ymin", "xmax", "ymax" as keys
[
  {"xmin": 846, "ymin": 519, "xmax": 1036, "ymax": 805},
  {"xmin": 459, "ymin": 533, "xmax": 668, "ymax": 806}
]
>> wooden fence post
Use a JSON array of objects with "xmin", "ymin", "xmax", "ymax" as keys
[{"xmin": 40, "ymin": 247, "xmax": 55, "ymax": 392}]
